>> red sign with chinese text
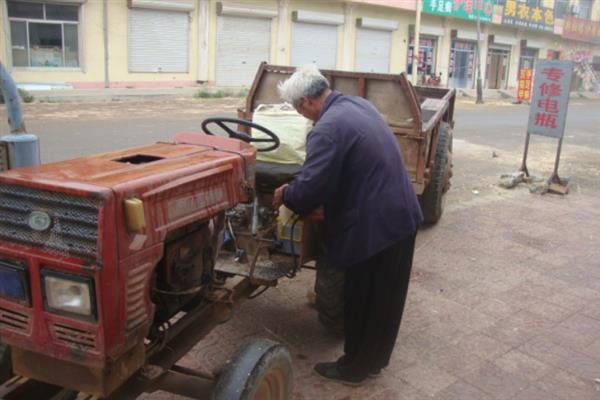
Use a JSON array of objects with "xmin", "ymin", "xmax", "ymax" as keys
[
  {"xmin": 517, "ymin": 68, "xmax": 533, "ymax": 101},
  {"xmin": 527, "ymin": 60, "xmax": 573, "ymax": 139},
  {"xmin": 562, "ymin": 16, "xmax": 600, "ymax": 45}
]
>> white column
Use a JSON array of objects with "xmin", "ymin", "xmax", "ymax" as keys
[
  {"xmin": 508, "ymin": 34, "xmax": 521, "ymax": 89},
  {"xmin": 411, "ymin": 0, "xmax": 422, "ymax": 84},
  {"xmin": 1, "ymin": 0, "xmax": 13, "ymax": 70},
  {"xmin": 197, "ymin": 0, "xmax": 209, "ymax": 82},
  {"xmin": 342, "ymin": 3, "xmax": 355, "ymax": 70},
  {"xmin": 276, "ymin": 0, "xmax": 289, "ymax": 65},
  {"xmin": 478, "ymin": 24, "xmax": 489, "ymax": 89},
  {"xmin": 438, "ymin": 17, "xmax": 452, "ymax": 86}
]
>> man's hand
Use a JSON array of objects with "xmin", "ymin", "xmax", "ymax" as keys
[{"xmin": 273, "ymin": 184, "xmax": 288, "ymax": 208}]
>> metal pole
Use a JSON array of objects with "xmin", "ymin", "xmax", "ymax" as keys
[
  {"xmin": 549, "ymin": 135, "xmax": 564, "ymax": 184},
  {"xmin": 519, "ymin": 131, "xmax": 530, "ymax": 177},
  {"xmin": 0, "ymin": 62, "xmax": 25, "ymax": 134},
  {"xmin": 411, "ymin": 0, "xmax": 422, "ymax": 85},
  {"xmin": 103, "ymin": 0, "xmax": 109, "ymax": 88},
  {"xmin": 0, "ymin": 61, "xmax": 40, "ymax": 168},
  {"xmin": 475, "ymin": 3, "xmax": 484, "ymax": 104}
]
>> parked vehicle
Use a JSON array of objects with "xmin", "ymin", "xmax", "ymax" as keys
[{"xmin": 0, "ymin": 63, "xmax": 455, "ymax": 399}]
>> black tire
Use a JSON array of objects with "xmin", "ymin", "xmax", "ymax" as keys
[
  {"xmin": 315, "ymin": 261, "xmax": 345, "ymax": 335},
  {"xmin": 419, "ymin": 121, "xmax": 452, "ymax": 224},
  {"xmin": 213, "ymin": 339, "xmax": 293, "ymax": 400},
  {"xmin": 0, "ymin": 344, "xmax": 12, "ymax": 384}
]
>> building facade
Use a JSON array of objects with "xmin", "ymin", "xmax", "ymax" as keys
[{"xmin": 1, "ymin": 0, "xmax": 599, "ymax": 90}]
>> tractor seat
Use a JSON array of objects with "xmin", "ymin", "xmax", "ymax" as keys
[{"xmin": 255, "ymin": 161, "xmax": 303, "ymax": 190}]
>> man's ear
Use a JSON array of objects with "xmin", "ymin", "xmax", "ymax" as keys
[{"xmin": 305, "ymin": 97, "xmax": 319, "ymax": 110}]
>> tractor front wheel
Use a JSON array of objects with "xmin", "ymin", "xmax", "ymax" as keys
[{"xmin": 213, "ymin": 339, "xmax": 292, "ymax": 400}]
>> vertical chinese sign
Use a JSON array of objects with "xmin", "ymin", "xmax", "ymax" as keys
[
  {"xmin": 527, "ymin": 60, "xmax": 572, "ymax": 138},
  {"xmin": 521, "ymin": 60, "xmax": 573, "ymax": 191},
  {"xmin": 517, "ymin": 68, "xmax": 533, "ymax": 102}
]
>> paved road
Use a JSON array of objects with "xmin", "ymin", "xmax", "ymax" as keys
[{"xmin": 1, "ymin": 98, "xmax": 600, "ymax": 400}]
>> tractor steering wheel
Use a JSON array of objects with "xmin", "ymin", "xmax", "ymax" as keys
[{"xmin": 201, "ymin": 117, "xmax": 280, "ymax": 152}]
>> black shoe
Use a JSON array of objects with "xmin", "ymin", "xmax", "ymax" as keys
[
  {"xmin": 313, "ymin": 362, "xmax": 366, "ymax": 386},
  {"xmin": 368, "ymin": 368, "xmax": 382, "ymax": 378}
]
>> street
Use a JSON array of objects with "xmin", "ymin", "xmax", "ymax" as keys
[
  {"xmin": 1, "ymin": 97, "xmax": 600, "ymax": 399},
  {"xmin": 10, "ymin": 96, "xmax": 600, "ymax": 198}
]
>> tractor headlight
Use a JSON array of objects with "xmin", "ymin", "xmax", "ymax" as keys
[
  {"xmin": 0, "ymin": 259, "xmax": 30, "ymax": 306},
  {"xmin": 42, "ymin": 270, "xmax": 95, "ymax": 319}
]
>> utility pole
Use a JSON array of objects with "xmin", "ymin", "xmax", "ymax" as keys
[
  {"xmin": 103, "ymin": 0, "xmax": 109, "ymax": 88},
  {"xmin": 475, "ymin": 1, "xmax": 484, "ymax": 104},
  {"xmin": 411, "ymin": 0, "xmax": 422, "ymax": 85}
]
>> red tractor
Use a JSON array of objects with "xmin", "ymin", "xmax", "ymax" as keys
[
  {"xmin": 0, "ymin": 130, "xmax": 296, "ymax": 399},
  {"xmin": 0, "ymin": 64, "xmax": 455, "ymax": 399}
]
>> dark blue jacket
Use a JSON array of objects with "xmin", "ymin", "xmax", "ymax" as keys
[{"xmin": 283, "ymin": 91, "xmax": 423, "ymax": 268}]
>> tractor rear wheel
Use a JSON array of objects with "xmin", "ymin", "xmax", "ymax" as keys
[
  {"xmin": 213, "ymin": 339, "xmax": 292, "ymax": 400},
  {"xmin": 419, "ymin": 122, "xmax": 452, "ymax": 224},
  {"xmin": 315, "ymin": 262, "xmax": 345, "ymax": 335}
]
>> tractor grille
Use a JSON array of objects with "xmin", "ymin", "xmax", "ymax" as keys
[
  {"xmin": 52, "ymin": 323, "xmax": 97, "ymax": 351},
  {"xmin": 0, "ymin": 185, "xmax": 101, "ymax": 261},
  {"xmin": 0, "ymin": 307, "xmax": 30, "ymax": 334},
  {"xmin": 126, "ymin": 262, "xmax": 152, "ymax": 332}
]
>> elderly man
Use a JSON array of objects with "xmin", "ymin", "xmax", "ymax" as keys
[{"xmin": 273, "ymin": 64, "xmax": 423, "ymax": 385}]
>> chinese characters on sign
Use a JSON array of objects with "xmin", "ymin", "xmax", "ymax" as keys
[
  {"xmin": 527, "ymin": 60, "xmax": 573, "ymax": 139},
  {"xmin": 517, "ymin": 68, "xmax": 532, "ymax": 102},
  {"xmin": 502, "ymin": 0, "xmax": 554, "ymax": 32},
  {"xmin": 423, "ymin": 0, "xmax": 494, "ymax": 23},
  {"xmin": 562, "ymin": 16, "xmax": 600, "ymax": 45}
]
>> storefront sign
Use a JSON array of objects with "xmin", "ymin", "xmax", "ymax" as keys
[
  {"xmin": 562, "ymin": 16, "xmax": 600, "ymax": 44},
  {"xmin": 502, "ymin": 0, "xmax": 554, "ymax": 33},
  {"xmin": 527, "ymin": 60, "xmax": 573, "ymax": 139},
  {"xmin": 517, "ymin": 68, "xmax": 533, "ymax": 102},
  {"xmin": 423, "ymin": 0, "xmax": 494, "ymax": 23}
]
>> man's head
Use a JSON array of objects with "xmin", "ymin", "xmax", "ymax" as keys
[{"xmin": 278, "ymin": 64, "xmax": 332, "ymax": 122}]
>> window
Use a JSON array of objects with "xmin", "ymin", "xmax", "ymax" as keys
[
  {"xmin": 592, "ymin": 56, "xmax": 600, "ymax": 72},
  {"xmin": 554, "ymin": 0, "xmax": 569, "ymax": 18},
  {"xmin": 577, "ymin": 0, "xmax": 592, "ymax": 19},
  {"xmin": 7, "ymin": 1, "xmax": 80, "ymax": 68},
  {"xmin": 407, "ymin": 37, "xmax": 437, "ymax": 76}
]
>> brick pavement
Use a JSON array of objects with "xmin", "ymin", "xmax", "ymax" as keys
[{"xmin": 145, "ymin": 190, "xmax": 600, "ymax": 400}]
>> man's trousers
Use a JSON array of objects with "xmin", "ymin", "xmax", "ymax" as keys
[{"xmin": 338, "ymin": 232, "xmax": 417, "ymax": 379}]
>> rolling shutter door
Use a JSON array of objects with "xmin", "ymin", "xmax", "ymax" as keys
[
  {"xmin": 216, "ymin": 15, "xmax": 271, "ymax": 86},
  {"xmin": 291, "ymin": 22, "xmax": 337, "ymax": 69},
  {"xmin": 355, "ymin": 28, "xmax": 391, "ymax": 73},
  {"xmin": 128, "ymin": 8, "xmax": 189, "ymax": 73}
]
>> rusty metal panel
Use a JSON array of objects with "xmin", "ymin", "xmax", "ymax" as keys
[
  {"xmin": 12, "ymin": 342, "xmax": 145, "ymax": 398},
  {"xmin": 396, "ymin": 136, "xmax": 420, "ymax": 180},
  {"xmin": 366, "ymin": 79, "xmax": 415, "ymax": 129},
  {"xmin": 0, "ymin": 141, "xmax": 8, "ymax": 171},
  {"xmin": 332, "ymin": 76, "xmax": 360, "ymax": 96}
]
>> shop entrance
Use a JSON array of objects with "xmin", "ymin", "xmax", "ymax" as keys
[
  {"xmin": 449, "ymin": 41, "xmax": 475, "ymax": 88},
  {"xmin": 486, "ymin": 47, "xmax": 510, "ymax": 89},
  {"xmin": 519, "ymin": 48, "xmax": 538, "ymax": 71}
]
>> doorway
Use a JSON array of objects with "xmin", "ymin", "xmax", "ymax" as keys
[
  {"xmin": 449, "ymin": 41, "xmax": 476, "ymax": 88},
  {"xmin": 486, "ymin": 47, "xmax": 510, "ymax": 89}
]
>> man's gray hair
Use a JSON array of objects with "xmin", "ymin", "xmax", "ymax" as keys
[{"xmin": 278, "ymin": 64, "xmax": 330, "ymax": 108}]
